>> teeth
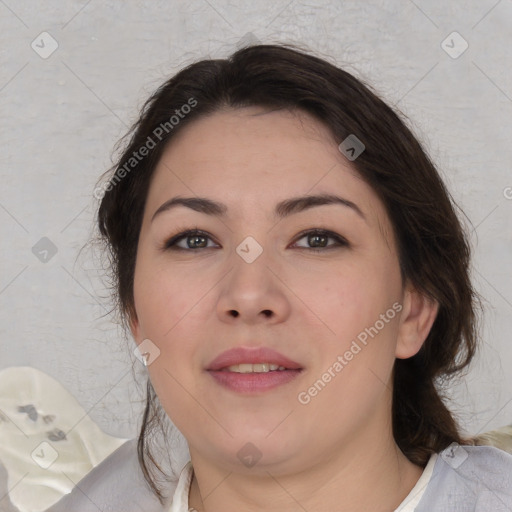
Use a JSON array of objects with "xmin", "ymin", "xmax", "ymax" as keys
[{"xmin": 225, "ymin": 363, "xmax": 287, "ymax": 373}]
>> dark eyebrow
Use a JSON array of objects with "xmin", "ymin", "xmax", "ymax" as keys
[{"xmin": 151, "ymin": 194, "xmax": 366, "ymax": 223}]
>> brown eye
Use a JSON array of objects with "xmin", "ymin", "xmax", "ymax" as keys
[
  {"xmin": 292, "ymin": 229, "xmax": 349, "ymax": 251},
  {"xmin": 164, "ymin": 230, "xmax": 218, "ymax": 250}
]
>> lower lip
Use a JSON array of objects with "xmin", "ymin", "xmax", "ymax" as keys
[{"xmin": 207, "ymin": 369, "xmax": 302, "ymax": 393}]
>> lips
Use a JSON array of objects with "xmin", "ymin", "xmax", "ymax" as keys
[{"xmin": 206, "ymin": 346, "xmax": 302, "ymax": 371}]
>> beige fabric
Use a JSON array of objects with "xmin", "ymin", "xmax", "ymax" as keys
[
  {"xmin": 0, "ymin": 366, "xmax": 128, "ymax": 512},
  {"xmin": 472, "ymin": 425, "xmax": 512, "ymax": 454}
]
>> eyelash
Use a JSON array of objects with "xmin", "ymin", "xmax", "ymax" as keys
[{"xmin": 162, "ymin": 227, "xmax": 349, "ymax": 252}]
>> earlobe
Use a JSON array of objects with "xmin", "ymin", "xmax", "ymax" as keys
[{"xmin": 395, "ymin": 284, "xmax": 439, "ymax": 359}]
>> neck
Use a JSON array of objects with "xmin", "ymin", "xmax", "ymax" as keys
[{"xmin": 188, "ymin": 432, "xmax": 425, "ymax": 512}]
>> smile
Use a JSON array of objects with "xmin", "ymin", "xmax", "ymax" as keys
[{"xmin": 221, "ymin": 363, "xmax": 288, "ymax": 373}]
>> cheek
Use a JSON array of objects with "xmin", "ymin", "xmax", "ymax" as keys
[
  {"xmin": 306, "ymin": 261, "xmax": 400, "ymax": 336},
  {"xmin": 133, "ymin": 262, "xmax": 207, "ymax": 430},
  {"xmin": 132, "ymin": 254, "xmax": 211, "ymax": 374},
  {"xmin": 133, "ymin": 254, "xmax": 207, "ymax": 339},
  {"xmin": 297, "ymin": 272, "xmax": 401, "ymax": 433},
  {"xmin": 303, "ymin": 256, "xmax": 402, "ymax": 395}
]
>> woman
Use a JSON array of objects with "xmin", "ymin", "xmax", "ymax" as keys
[{"xmin": 83, "ymin": 43, "xmax": 511, "ymax": 511}]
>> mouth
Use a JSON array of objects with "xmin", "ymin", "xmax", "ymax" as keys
[{"xmin": 206, "ymin": 347, "xmax": 303, "ymax": 393}]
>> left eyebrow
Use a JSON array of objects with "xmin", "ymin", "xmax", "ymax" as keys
[{"xmin": 151, "ymin": 193, "xmax": 366, "ymax": 223}]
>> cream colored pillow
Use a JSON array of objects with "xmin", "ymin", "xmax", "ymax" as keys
[
  {"xmin": 0, "ymin": 366, "xmax": 129, "ymax": 512},
  {"xmin": 472, "ymin": 425, "xmax": 512, "ymax": 454}
]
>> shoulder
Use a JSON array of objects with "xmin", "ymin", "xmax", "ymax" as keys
[
  {"xmin": 46, "ymin": 439, "xmax": 176, "ymax": 512},
  {"xmin": 416, "ymin": 443, "xmax": 512, "ymax": 511}
]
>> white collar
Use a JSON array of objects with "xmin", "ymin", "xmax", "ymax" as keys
[{"xmin": 394, "ymin": 453, "xmax": 438, "ymax": 511}]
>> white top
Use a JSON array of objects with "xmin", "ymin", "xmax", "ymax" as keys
[
  {"xmin": 18, "ymin": 441, "xmax": 510, "ymax": 510},
  {"xmin": 168, "ymin": 453, "xmax": 438, "ymax": 512},
  {"xmin": 394, "ymin": 453, "xmax": 438, "ymax": 511}
]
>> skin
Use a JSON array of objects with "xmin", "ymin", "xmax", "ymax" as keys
[{"xmin": 129, "ymin": 106, "xmax": 439, "ymax": 511}]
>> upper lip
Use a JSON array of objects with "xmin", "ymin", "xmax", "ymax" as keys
[{"xmin": 206, "ymin": 347, "xmax": 302, "ymax": 371}]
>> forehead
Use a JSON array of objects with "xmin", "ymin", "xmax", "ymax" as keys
[
  {"xmin": 144, "ymin": 107, "xmax": 392, "ymax": 237},
  {"xmin": 162, "ymin": 106, "xmax": 341, "ymax": 169}
]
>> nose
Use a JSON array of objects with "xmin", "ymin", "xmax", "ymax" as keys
[{"xmin": 215, "ymin": 247, "xmax": 291, "ymax": 325}]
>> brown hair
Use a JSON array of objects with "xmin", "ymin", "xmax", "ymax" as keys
[{"xmin": 96, "ymin": 43, "xmax": 481, "ymax": 503}]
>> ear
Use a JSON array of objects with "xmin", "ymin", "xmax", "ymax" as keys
[{"xmin": 395, "ymin": 282, "xmax": 439, "ymax": 359}]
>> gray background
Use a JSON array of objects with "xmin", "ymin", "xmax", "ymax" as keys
[{"xmin": 1, "ymin": 0, "xmax": 511, "ymax": 442}]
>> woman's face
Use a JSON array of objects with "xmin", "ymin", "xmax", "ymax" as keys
[{"xmin": 130, "ymin": 107, "xmax": 423, "ymax": 474}]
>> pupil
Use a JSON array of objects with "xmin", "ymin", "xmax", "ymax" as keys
[
  {"xmin": 189, "ymin": 235, "xmax": 207, "ymax": 248},
  {"xmin": 310, "ymin": 234, "xmax": 327, "ymax": 247}
]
